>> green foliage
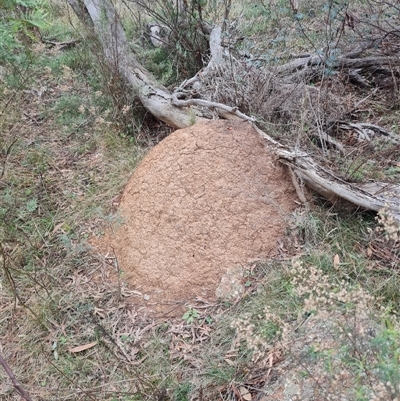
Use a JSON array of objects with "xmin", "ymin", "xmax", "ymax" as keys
[
  {"xmin": 182, "ymin": 306, "xmax": 200, "ymax": 324},
  {"xmin": 135, "ymin": 0, "xmax": 210, "ymax": 82},
  {"xmin": 0, "ymin": 0, "xmax": 49, "ymax": 64},
  {"xmin": 205, "ymin": 365, "xmax": 236, "ymax": 385},
  {"xmin": 242, "ymin": 1, "xmax": 291, "ymax": 36},
  {"xmin": 52, "ymin": 94, "xmax": 88, "ymax": 125},
  {"xmin": 48, "ymin": 45, "xmax": 96, "ymax": 77},
  {"xmin": 174, "ymin": 382, "xmax": 191, "ymax": 401},
  {"xmin": 371, "ymin": 327, "xmax": 400, "ymax": 388},
  {"xmin": 142, "ymin": 47, "xmax": 175, "ymax": 86}
]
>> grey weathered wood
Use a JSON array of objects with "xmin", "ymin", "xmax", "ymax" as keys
[
  {"xmin": 68, "ymin": 0, "xmax": 205, "ymax": 128},
  {"xmin": 276, "ymin": 149, "xmax": 400, "ymax": 222}
]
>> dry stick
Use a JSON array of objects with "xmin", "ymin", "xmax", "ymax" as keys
[
  {"xmin": 338, "ymin": 121, "xmax": 400, "ymax": 144},
  {"xmin": 277, "ymin": 149, "xmax": 400, "ymax": 222},
  {"xmin": 288, "ymin": 166, "xmax": 310, "ymax": 210},
  {"xmin": 0, "ymin": 243, "xmax": 18, "ymax": 310},
  {"xmin": 0, "ymin": 243, "xmax": 41, "ymax": 320},
  {"xmin": 109, "ymin": 246, "xmax": 121, "ymax": 300},
  {"xmin": 40, "ymin": 38, "xmax": 80, "ymax": 49},
  {"xmin": 0, "ymin": 352, "xmax": 33, "ymax": 401},
  {"xmin": 171, "ymin": 95, "xmax": 255, "ymax": 121},
  {"xmin": 0, "ymin": 136, "xmax": 18, "ymax": 180}
]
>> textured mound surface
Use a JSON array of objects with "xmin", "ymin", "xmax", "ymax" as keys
[{"xmin": 96, "ymin": 120, "xmax": 297, "ymax": 315}]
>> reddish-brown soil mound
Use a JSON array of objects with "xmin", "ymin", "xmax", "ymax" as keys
[{"xmin": 95, "ymin": 120, "xmax": 297, "ymax": 316}]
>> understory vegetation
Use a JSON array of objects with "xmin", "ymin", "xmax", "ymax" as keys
[{"xmin": 1, "ymin": 0, "xmax": 400, "ymax": 400}]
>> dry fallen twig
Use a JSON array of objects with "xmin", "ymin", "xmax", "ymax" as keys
[
  {"xmin": 337, "ymin": 121, "xmax": 400, "ymax": 144},
  {"xmin": 0, "ymin": 352, "xmax": 33, "ymax": 401}
]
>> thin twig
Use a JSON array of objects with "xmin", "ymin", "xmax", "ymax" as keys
[
  {"xmin": 0, "ymin": 352, "xmax": 33, "ymax": 401},
  {"xmin": 0, "ymin": 137, "xmax": 18, "ymax": 180},
  {"xmin": 110, "ymin": 246, "xmax": 121, "ymax": 300},
  {"xmin": 288, "ymin": 167, "xmax": 310, "ymax": 210},
  {"xmin": 0, "ymin": 243, "xmax": 41, "ymax": 320}
]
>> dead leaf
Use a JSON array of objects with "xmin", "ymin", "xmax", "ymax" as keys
[
  {"xmin": 333, "ymin": 254, "xmax": 340, "ymax": 268},
  {"xmin": 52, "ymin": 222, "xmax": 65, "ymax": 234},
  {"xmin": 68, "ymin": 341, "xmax": 98, "ymax": 353},
  {"xmin": 239, "ymin": 386, "xmax": 252, "ymax": 400}
]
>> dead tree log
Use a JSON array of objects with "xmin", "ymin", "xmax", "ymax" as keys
[
  {"xmin": 277, "ymin": 149, "xmax": 400, "ymax": 222},
  {"xmin": 68, "ymin": 0, "xmax": 400, "ymax": 224},
  {"xmin": 254, "ymin": 127, "xmax": 400, "ymax": 223}
]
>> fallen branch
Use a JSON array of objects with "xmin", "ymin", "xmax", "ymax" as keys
[
  {"xmin": 337, "ymin": 121, "xmax": 400, "ymax": 144},
  {"xmin": 171, "ymin": 94, "xmax": 255, "ymax": 122},
  {"xmin": 275, "ymin": 148, "xmax": 400, "ymax": 222},
  {"xmin": 277, "ymin": 53, "xmax": 400, "ymax": 75},
  {"xmin": 276, "ymin": 52, "xmax": 400, "ymax": 85},
  {"xmin": 253, "ymin": 125, "xmax": 400, "ymax": 223},
  {"xmin": 41, "ymin": 38, "xmax": 80, "ymax": 49},
  {"xmin": 69, "ymin": 0, "xmax": 206, "ymax": 128}
]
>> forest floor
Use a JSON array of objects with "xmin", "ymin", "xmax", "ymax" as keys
[{"xmin": 1, "ymin": 1, "xmax": 400, "ymax": 400}]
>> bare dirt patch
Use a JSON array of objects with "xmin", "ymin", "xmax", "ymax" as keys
[{"xmin": 93, "ymin": 120, "xmax": 298, "ymax": 316}]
